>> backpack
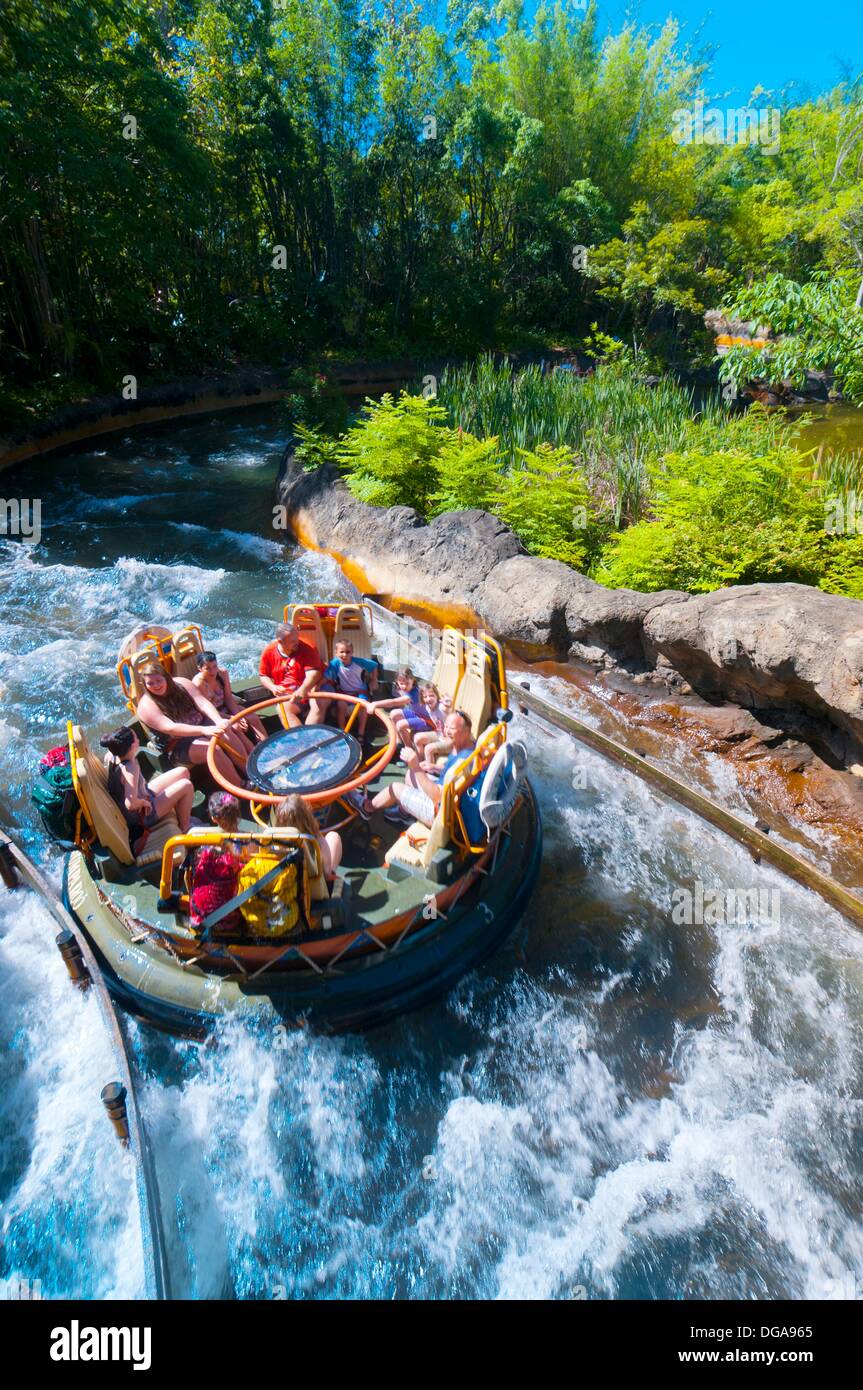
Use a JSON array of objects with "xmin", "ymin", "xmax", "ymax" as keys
[
  {"xmin": 237, "ymin": 845, "xmax": 307, "ymax": 938},
  {"xmin": 31, "ymin": 746, "xmax": 80, "ymax": 846}
]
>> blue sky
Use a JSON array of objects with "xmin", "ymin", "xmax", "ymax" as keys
[{"xmin": 603, "ymin": 1, "xmax": 862, "ymax": 102}]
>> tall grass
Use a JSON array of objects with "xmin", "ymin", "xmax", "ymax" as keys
[
  {"xmin": 436, "ymin": 355, "xmax": 797, "ymax": 527},
  {"xmin": 810, "ymin": 442, "xmax": 863, "ymax": 496}
]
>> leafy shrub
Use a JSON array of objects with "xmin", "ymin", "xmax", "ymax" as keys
[
  {"xmin": 336, "ymin": 394, "xmax": 463, "ymax": 513},
  {"xmin": 430, "ymin": 435, "xmax": 504, "ymax": 514},
  {"xmin": 718, "ymin": 273, "xmax": 863, "ymax": 406},
  {"xmin": 595, "ymin": 447, "xmax": 842, "ymax": 592},
  {"xmin": 281, "ymin": 368, "xmax": 349, "ymax": 436},
  {"xmin": 496, "ymin": 445, "xmax": 596, "ymax": 568}
]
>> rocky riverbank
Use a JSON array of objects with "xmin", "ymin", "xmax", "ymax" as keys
[{"xmin": 277, "ymin": 451, "xmax": 863, "ymax": 831}]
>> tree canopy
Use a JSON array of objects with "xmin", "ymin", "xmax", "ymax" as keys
[{"xmin": 2, "ymin": 1, "xmax": 862, "ymax": 420}]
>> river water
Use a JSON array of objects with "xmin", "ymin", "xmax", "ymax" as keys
[{"xmin": 1, "ymin": 408, "xmax": 861, "ymax": 1301}]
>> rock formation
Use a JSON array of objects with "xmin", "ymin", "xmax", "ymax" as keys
[{"xmin": 278, "ymin": 452, "xmax": 863, "ymax": 763}]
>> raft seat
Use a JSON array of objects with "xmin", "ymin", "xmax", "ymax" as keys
[
  {"xmin": 69, "ymin": 724, "xmax": 180, "ymax": 870},
  {"xmin": 431, "ymin": 628, "xmax": 464, "ymax": 705},
  {"xmin": 384, "ymin": 723, "xmax": 505, "ymax": 877},
  {"xmin": 384, "ymin": 809, "xmax": 458, "ymax": 883},
  {"xmin": 333, "ymin": 604, "xmax": 373, "ymax": 660},
  {"xmin": 172, "ymin": 625, "xmax": 206, "ymax": 681},
  {"xmin": 284, "ymin": 604, "xmax": 329, "ymax": 663},
  {"xmin": 127, "ymin": 645, "xmax": 170, "ymax": 706},
  {"xmin": 452, "ymin": 642, "xmax": 492, "ymax": 739},
  {"xmin": 176, "ymin": 826, "xmax": 331, "ymax": 904}
]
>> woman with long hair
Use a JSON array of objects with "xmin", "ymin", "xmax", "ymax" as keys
[
  {"xmin": 135, "ymin": 661, "xmax": 247, "ymax": 782},
  {"xmin": 273, "ymin": 793, "xmax": 342, "ymax": 882}
]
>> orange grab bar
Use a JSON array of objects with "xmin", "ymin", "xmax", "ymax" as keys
[{"xmin": 206, "ymin": 692, "xmax": 398, "ymax": 807}]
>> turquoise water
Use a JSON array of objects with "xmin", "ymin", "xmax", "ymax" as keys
[{"xmin": 1, "ymin": 408, "xmax": 862, "ymax": 1300}]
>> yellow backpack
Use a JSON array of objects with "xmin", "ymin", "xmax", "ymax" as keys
[{"xmin": 237, "ymin": 846, "xmax": 309, "ymax": 939}]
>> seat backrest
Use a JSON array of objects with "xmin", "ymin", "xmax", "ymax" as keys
[
  {"xmin": 453, "ymin": 642, "xmax": 492, "ymax": 738},
  {"xmin": 285, "ymin": 604, "xmax": 329, "ymax": 662},
  {"xmin": 69, "ymin": 724, "xmax": 135, "ymax": 865},
  {"xmin": 119, "ymin": 635, "xmax": 174, "ymax": 706},
  {"xmin": 386, "ymin": 724, "xmax": 506, "ymax": 872},
  {"xmin": 172, "ymin": 625, "xmax": 205, "ymax": 681},
  {"xmin": 431, "ymin": 627, "xmax": 464, "ymax": 705},
  {"xmin": 161, "ymin": 827, "xmax": 329, "ymax": 907},
  {"xmin": 333, "ymin": 604, "xmax": 373, "ymax": 660},
  {"xmin": 266, "ymin": 827, "xmax": 328, "ymax": 902}
]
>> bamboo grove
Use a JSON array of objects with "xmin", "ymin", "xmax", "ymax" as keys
[{"xmin": 2, "ymin": 1, "xmax": 862, "ymax": 422}]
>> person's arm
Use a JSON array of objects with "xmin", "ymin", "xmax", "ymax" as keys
[
  {"xmin": 179, "ymin": 678, "xmax": 227, "ymax": 729},
  {"xmin": 401, "ymin": 748, "xmax": 445, "ymax": 806},
  {"xmin": 294, "ymin": 657, "xmax": 323, "ymax": 701},
  {"xmin": 359, "ymin": 659, "xmax": 379, "ymax": 696},
  {"xmin": 221, "ymin": 669, "xmax": 242, "ymax": 715},
  {"xmin": 137, "ymin": 694, "xmax": 201, "ymax": 740},
  {"xmin": 119, "ymin": 764, "xmax": 149, "ymax": 814},
  {"xmin": 259, "ymin": 648, "xmax": 286, "ymax": 696},
  {"xmin": 138, "ymin": 688, "xmax": 223, "ymax": 740},
  {"xmin": 371, "ymin": 693, "xmax": 409, "ymax": 711}
]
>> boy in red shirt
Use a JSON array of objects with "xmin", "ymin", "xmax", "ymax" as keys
[{"xmin": 259, "ymin": 623, "xmax": 325, "ymax": 726}]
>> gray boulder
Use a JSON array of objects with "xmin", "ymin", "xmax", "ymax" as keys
[{"xmin": 644, "ymin": 584, "xmax": 863, "ymax": 756}]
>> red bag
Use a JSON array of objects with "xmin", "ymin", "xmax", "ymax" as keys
[
  {"xmin": 189, "ymin": 847, "xmax": 241, "ymax": 932},
  {"xmin": 39, "ymin": 746, "xmax": 70, "ymax": 771}
]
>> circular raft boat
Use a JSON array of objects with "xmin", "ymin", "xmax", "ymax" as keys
[{"xmin": 55, "ymin": 604, "xmax": 541, "ymax": 1034}]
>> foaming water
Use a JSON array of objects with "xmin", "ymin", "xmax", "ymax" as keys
[
  {"xmin": 0, "ymin": 890, "xmax": 144, "ymax": 1298},
  {"xmin": 1, "ymin": 406, "xmax": 862, "ymax": 1300}
]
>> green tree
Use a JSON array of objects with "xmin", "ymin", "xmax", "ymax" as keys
[{"xmin": 718, "ymin": 272, "xmax": 863, "ymax": 405}]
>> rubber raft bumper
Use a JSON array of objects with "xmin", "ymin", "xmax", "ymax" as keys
[{"xmin": 62, "ymin": 781, "xmax": 543, "ymax": 1036}]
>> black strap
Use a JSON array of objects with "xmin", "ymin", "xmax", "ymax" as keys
[{"xmin": 199, "ymin": 849, "xmax": 300, "ymax": 935}]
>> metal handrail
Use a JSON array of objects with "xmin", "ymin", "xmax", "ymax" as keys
[{"xmin": 0, "ymin": 828, "xmax": 172, "ymax": 1299}]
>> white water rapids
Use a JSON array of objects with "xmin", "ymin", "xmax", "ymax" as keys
[{"xmin": 1, "ymin": 409, "xmax": 861, "ymax": 1300}]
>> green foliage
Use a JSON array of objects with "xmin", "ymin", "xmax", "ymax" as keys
[
  {"xmin": 594, "ymin": 447, "xmax": 857, "ymax": 594},
  {"xmin": 6, "ymin": 1, "xmax": 862, "ymax": 416},
  {"xmin": 281, "ymin": 368, "xmax": 349, "ymax": 436},
  {"xmin": 438, "ymin": 355, "xmax": 746, "ymax": 527},
  {"xmin": 718, "ymin": 274, "xmax": 863, "ymax": 405},
  {"xmin": 292, "ymin": 424, "xmax": 343, "ymax": 473},
  {"xmin": 335, "ymin": 393, "xmax": 456, "ymax": 513},
  {"xmin": 325, "ymin": 389, "xmax": 596, "ymax": 566},
  {"xmin": 819, "ymin": 536, "xmax": 863, "ymax": 599},
  {"xmin": 430, "ymin": 435, "xmax": 504, "ymax": 514},
  {"xmin": 496, "ymin": 445, "xmax": 595, "ymax": 567}
]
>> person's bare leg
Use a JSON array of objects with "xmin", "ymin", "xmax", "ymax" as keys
[
  {"xmin": 152, "ymin": 779, "xmax": 194, "ymax": 832},
  {"xmin": 305, "ymin": 698, "xmax": 326, "ymax": 726},
  {"xmin": 281, "ymin": 699, "xmax": 302, "ymax": 729},
  {"xmin": 231, "ymin": 727, "xmax": 254, "ymax": 758},
  {"xmin": 321, "ymin": 831, "xmax": 343, "ymax": 878},
  {"xmin": 221, "ymin": 726, "xmax": 249, "ymax": 761},
  {"xmin": 368, "ymin": 783, "xmax": 399, "ymax": 812},
  {"xmin": 187, "ymin": 738, "xmax": 239, "ymax": 786},
  {"xmin": 150, "ymin": 767, "xmax": 191, "ymax": 794}
]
